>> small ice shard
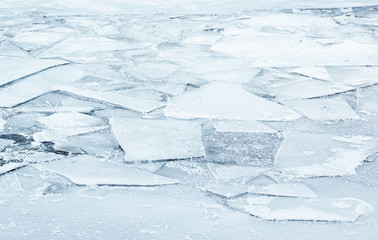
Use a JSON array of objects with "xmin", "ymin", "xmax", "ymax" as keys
[
  {"xmin": 282, "ymin": 98, "xmax": 360, "ymax": 121},
  {"xmin": 56, "ymin": 86, "xmax": 165, "ymax": 113},
  {"xmin": 0, "ymin": 64, "xmax": 86, "ymax": 107},
  {"xmin": 33, "ymin": 112, "xmax": 108, "ymax": 142},
  {"xmin": 164, "ymin": 82, "xmax": 301, "ymax": 121},
  {"xmin": 242, "ymin": 197, "xmax": 373, "ymax": 222},
  {"xmin": 110, "ymin": 118, "xmax": 205, "ymax": 162},
  {"xmin": 201, "ymin": 183, "xmax": 249, "ymax": 198},
  {"xmin": 34, "ymin": 156, "xmax": 179, "ymax": 186},
  {"xmin": 0, "ymin": 139, "xmax": 13, "ymax": 150},
  {"xmin": 213, "ymin": 121, "xmax": 277, "ymax": 133},
  {"xmin": 275, "ymin": 133, "xmax": 378, "ymax": 177},
  {"xmin": 248, "ymin": 183, "xmax": 317, "ymax": 198},
  {"xmin": 0, "ymin": 56, "xmax": 67, "ymax": 86},
  {"xmin": 289, "ymin": 67, "xmax": 332, "ymax": 81}
]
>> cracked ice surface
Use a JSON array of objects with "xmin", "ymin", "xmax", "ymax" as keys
[{"xmin": 1, "ymin": 0, "xmax": 378, "ymax": 239}]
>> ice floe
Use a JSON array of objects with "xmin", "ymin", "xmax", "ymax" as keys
[
  {"xmin": 34, "ymin": 156, "xmax": 179, "ymax": 186},
  {"xmin": 110, "ymin": 118, "xmax": 205, "ymax": 162},
  {"xmin": 164, "ymin": 82, "xmax": 301, "ymax": 121}
]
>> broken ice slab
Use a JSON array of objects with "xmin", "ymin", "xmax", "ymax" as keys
[
  {"xmin": 0, "ymin": 41, "xmax": 30, "ymax": 57},
  {"xmin": 10, "ymin": 31, "xmax": 71, "ymax": 49},
  {"xmin": 0, "ymin": 118, "xmax": 6, "ymax": 131},
  {"xmin": 0, "ymin": 56, "xmax": 67, "ymax": 86},
  {"xmin": 199, "ymin": 68, "xmax": 260, "ymax": 84},
  {"xmin": 40, "ymin": 37, "xmax": 150, "ymax": 62},
  {"xmin": 357, "ymin": 85, "xmax": 378, "ymax": 115},
  {"xmin": 164, "ymin": 82, "xmax": 301, "ymax": 121},
  {"xmin": 13, "ymin": 106, "xmax": 96, "ymax": 114},
  {"xmin": 0, "ymin": 162, "xmax": 27, "ymax": 175},
  {"xmin": 207, "ymin": 163, "xmax": 272, "ymax": 183},
  {"xmin": 201, "ymin": 183, "xmax": 249, "ymax": 198},
  {"xmin": 56, "ymin": 86, "xmax": 165, "ymax": 113},
  {"xmin": 275, "ymin": 133, "xmax": 378, "ymax": 177},
  {"xmin": 34, "ymin": 155, "xmax": 179, "ymax": 186},
  {"xmin": 251, "ymin": 39, "xmax": 378, "ymax": 67},
  {"xmin": 289, "ymin": 67, "xmax": 332, "ymax": 82},
  {"xmin": 182, "ymin": 56, "xmax": 255, "ymax": 76},
  {"xmin": 37, "ymin": 112, "xmax": 105, "ymax": 129},
  {"xmin": 181, "ymin": 32, "xmax": 221, "ymax": 45},
  {"xmin": 257, "ymin": 66, "xmax": 378, "ymax": 100},
  {"xmin": 282, "ymin": 98, "xmax": 360, "ymax": 121},
  {"xmin": 53, "ymin": 129, "xmax": 120, "ymax": 157},
  {"xmin": 213, "ymin": 121, "xmax": 277, "ymax": 133},
  {"xmin": 0, "ymin": 65, "xmax": 86, "ymax": 108},
  {"xmin": 110, "ymin": 118, "xmax": 205, "ymax": 162},
  {"xmin": 327, "ymin": 66, "xmax": 378, "ymax": 87},
  {"xmin": 122, "ymin": 61, "xmax": 180, "ymax": 81},
  {"xmin": 0, "ymin": 139, "xmax": 13, "ymax": 150},
  {"xmin": 248, "ymin": 183, "xmax": 317, "ymax": 198},
  {"xmin": 203, "ymin": 125, "xmax": 282, "ymax": 166},
  {"xmin": 33, "ymin": 112, "xmax": 108, "ymax": 143},
  {"xmin": 240, "ymin": 197, "xmax": 373, "ymax": 222}
]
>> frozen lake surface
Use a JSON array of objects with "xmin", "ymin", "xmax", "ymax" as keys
[{"xmin": 1, "ymin": 0, "xmax": 378, "ymax": 239}]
